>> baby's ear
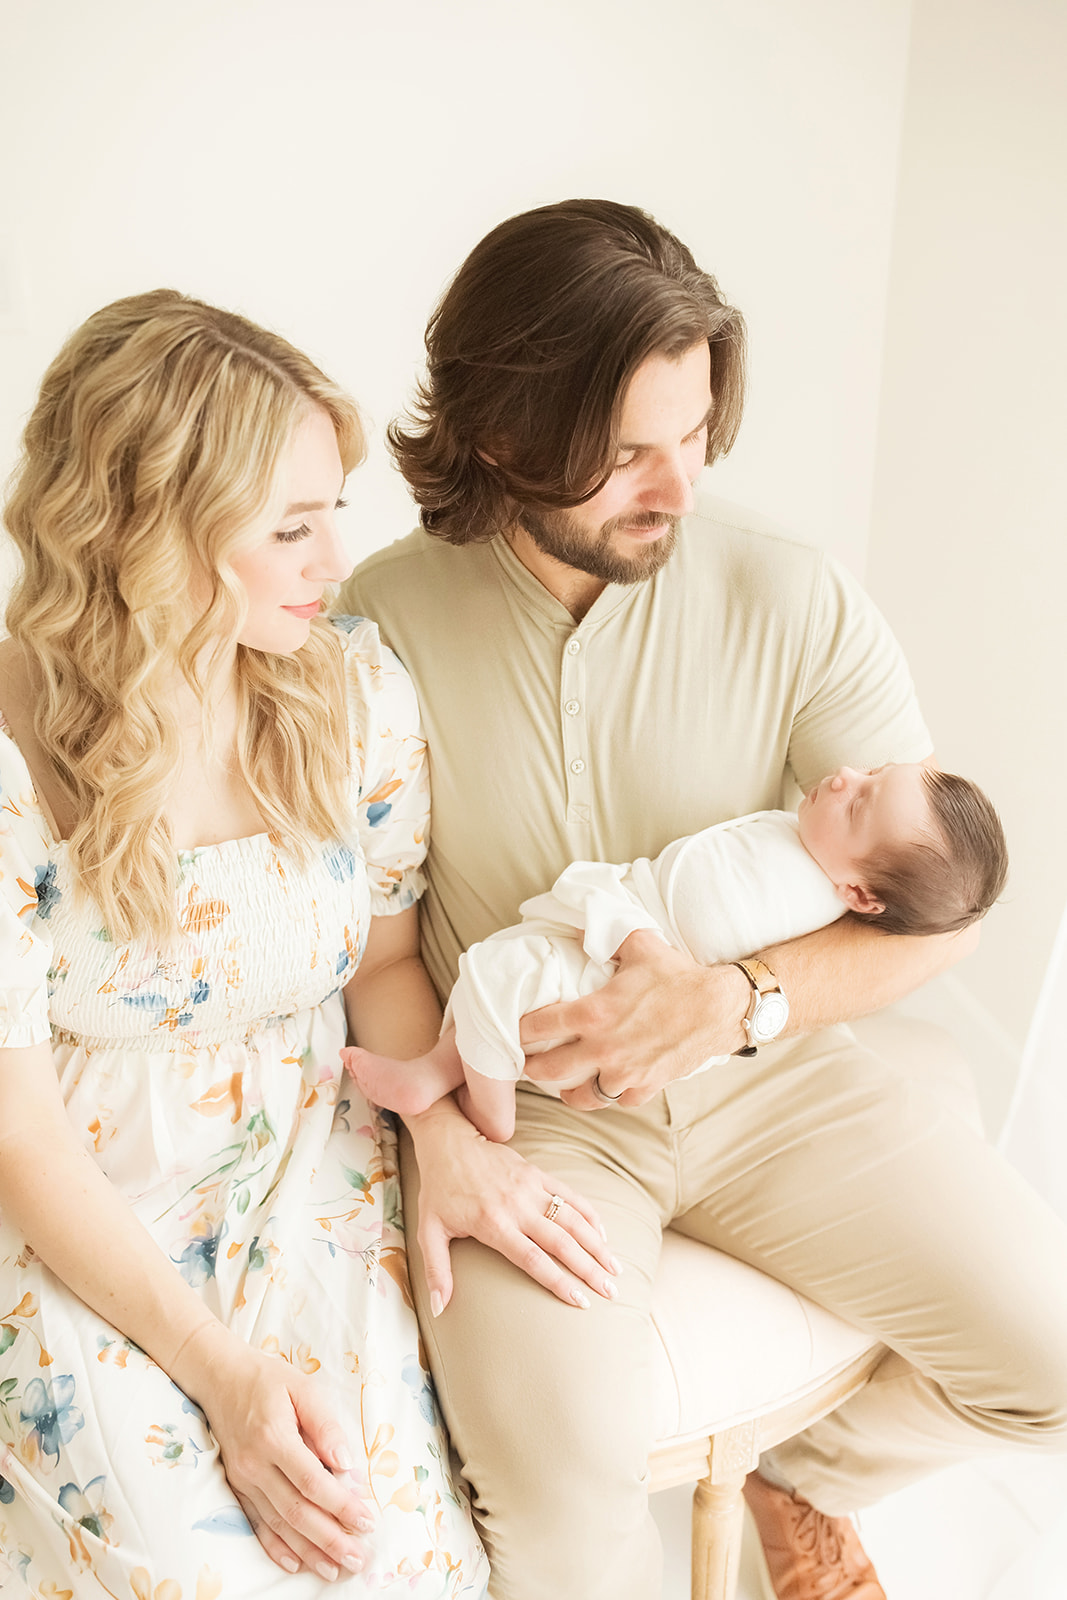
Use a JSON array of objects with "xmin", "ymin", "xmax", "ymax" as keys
[{"xmin": 836, "ymin": 882, "xmax": 886, "ymax": 917}]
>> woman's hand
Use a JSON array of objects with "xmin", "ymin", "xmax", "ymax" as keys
[
  {"xmin": 405, "ymin": 1097, "xmax": 620, "ymax": 1316},
  {"xmin": 171, "ymin": 1324, "xmax": 374, "ymax": 1579}
]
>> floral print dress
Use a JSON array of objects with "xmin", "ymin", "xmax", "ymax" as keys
[{"xmin": 0, "ymin": 617, "xmax": 488, "ymax": 1600}]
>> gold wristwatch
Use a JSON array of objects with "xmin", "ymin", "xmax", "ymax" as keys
[{"xmin": 732, "ymin": 957, "xmax": 789, "ymax": 1056}]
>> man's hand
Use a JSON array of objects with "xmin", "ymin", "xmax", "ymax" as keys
[{"xmin": 519, "ymin": 930, "xmax": 751, "ymax": 1108}]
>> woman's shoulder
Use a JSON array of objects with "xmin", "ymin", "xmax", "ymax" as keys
[
  {"xmin": 330, "ymin": 612, "xmax": 391, "ymax": 662},
  {"xmin": 328, "ymin": 614, "xmax": 423, "ymax": 740},
  {"xmin": 0, "ymin": 638, "xmax": 38, "ymax": 782},
  {"xmin": 329, "ymin": 614, "xmax": 415, "ymax": 694}
]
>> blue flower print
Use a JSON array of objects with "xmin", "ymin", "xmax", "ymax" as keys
[
  {"xmin": 324, "ymin": 845, "xmax": 358, "ymax": 882},
  {"xmin": 402, "ymin": 1357, "xmax": 439, "ymax": 1426},
  {"xmin": 120, "ymin": 991, "xmax": 172, "ymax": 1018},
  {"xmin": 365, "ymin": 801, "xmax": 392, "ymax": 828},
  {"xmin": 0, "ymin": 1474, "xmax": 13, "ymax": 1504},
  {"xmin": 330, "ymin": 614, "xmax": 366, "ymax": 634},
  {"xmin": 174, "ymin": 1230, "xmax": 220, "ymax": 1286},
  {"xmin": 58, "ymin": 1474, "xmax": 110, "ymax": 1539},
  {"xmin": 33, "ymin": 861, "xmax": 62, "ymax": 920},
  {"xmin": 20, "ymin": 1374, "xmax": 84, "ymax": 1460},
  {"xmin": 193, "ymin": 1506, "xmax": 254, "ymax": 1536}
]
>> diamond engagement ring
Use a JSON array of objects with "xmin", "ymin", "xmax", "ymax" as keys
[
  {"xmin": 544, "ymin": 1194, "xmax": 564, "ymax": 1223},
  {"xmin": 591, "ymin": 1074, "xmax": 623, "ymax": 1105}
]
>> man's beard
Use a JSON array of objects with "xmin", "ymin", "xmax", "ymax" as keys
[{"xmin": 518, "ymin": 506, "xmax": 679, "ymax": 586}]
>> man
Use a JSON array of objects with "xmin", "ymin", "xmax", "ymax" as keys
[{"xmin": 342, "ymin": 199, "xmax": 1067, "ymax": 1600}]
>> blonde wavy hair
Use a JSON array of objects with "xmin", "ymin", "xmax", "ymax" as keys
[{"xmin": 4, "ymin": 289, "xmax": 364, "ymax": 942}]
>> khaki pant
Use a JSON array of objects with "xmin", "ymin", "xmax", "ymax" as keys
[{"xmin": 399, "ymin": 1024, "xmax": 1067, "ymax": 1600}]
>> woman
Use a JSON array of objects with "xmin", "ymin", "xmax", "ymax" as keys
[{"xmin": 0, "ymin": 292, "xmax": 612, "ymax": 1597}]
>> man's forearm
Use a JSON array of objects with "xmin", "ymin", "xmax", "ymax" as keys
[{"xmin": 758, "ymin": 915, "xmax": 980, "ymax": 1037}]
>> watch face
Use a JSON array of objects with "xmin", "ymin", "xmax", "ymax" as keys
[{"xmin": 753, "ymin": 992, "xmax": 789, "ymax": 1042}]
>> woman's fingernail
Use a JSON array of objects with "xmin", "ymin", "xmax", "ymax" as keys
[
  {"xmin": 598, "ymin": 1222, "xmax": 609, "ymax": 1242},
  {"xmin": 316, "ymin": 1559, "xmax": 339, "ymax": 1581},
  {"xmin": 430, "ymin": 1290, "xmax": 444, "ymax": 1318},
  {"xmin": 609, "ymin": 1255, "xmax": 622, "ymax": 1274},
  {"xmin": 603, "ymin": 1278, "xmax": 619, "ymax": 1298},
  {"xmin": 280, "ymin": 1556, "xmax": 301, "ymax": 1574},
  {"xmin": 572, "ymin": 1287, "xmax": 591, "ymax": 1309},
  {"xmin": 342, "ymin": 1553, "xmax": 365, "ymax": 1573},
  {"xmin": 333, "ymin": 1446, "xmax": 353, "ymax": 1472},
  {"xmin": 356, "ymin": 1516, "xmax": 375, "ymax": 1533}
]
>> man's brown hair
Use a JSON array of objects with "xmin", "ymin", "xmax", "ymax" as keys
[
  {"xmin": 861, "ymin": 770, "xmax": 1009, "ymax": 937},
  {"xmin": 389, "ymin": 199, "xmax": 747, "ymax": 544}
]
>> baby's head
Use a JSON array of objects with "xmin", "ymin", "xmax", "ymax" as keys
[{"xmin": 797, "ymin": 763, "xmax": 1008, "ymax": 936}]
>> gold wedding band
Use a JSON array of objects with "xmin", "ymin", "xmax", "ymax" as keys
[{"xmin": 544, "ymin": 1194, "xmax": 564, "ymax": 1223}]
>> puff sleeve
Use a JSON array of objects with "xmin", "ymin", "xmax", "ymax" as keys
[
  {"xmin": 335, "ymin": 616, "xmax": 430, "ymax": 917},
  {"xmin": 0, "ymin": 733, "xmax": 55, "ymax": 1048}
]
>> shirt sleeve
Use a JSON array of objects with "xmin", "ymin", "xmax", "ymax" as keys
[
  {"xmin": 0, "ymin": 742, "xmax": 54, "ymax": 1049},
  {"xmin": 335, "ymin": 616, "xmax": 430, "ymax": 917},
  {"xmin": 786, "ymin": 556, "xmax": 934, "ymax": 795}
]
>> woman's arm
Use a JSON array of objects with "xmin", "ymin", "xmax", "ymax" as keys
[
  {"xmin": 344, "ymin": 908, "xmax": 620, "ymax": 1313},
  {"xmin": 0, "ymin": 1040, "xmax": 372, "ymax": 1579}
]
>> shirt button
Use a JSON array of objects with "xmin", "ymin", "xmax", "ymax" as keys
[
  {"xmin": 564, "ymin": 699, "xmax": 581, "ymax": 716},
  {"xmin": 566, "ymin": 637, "xmax": 581, "ymax": 655},
  {"xmin": 570, "ymin": 758, "xmax": 586, "ymax": 775}
]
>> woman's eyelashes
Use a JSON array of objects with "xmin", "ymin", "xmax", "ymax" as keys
[{"xmin": 274, "ymin": 497, "xmax": 349, "ymax": 543}]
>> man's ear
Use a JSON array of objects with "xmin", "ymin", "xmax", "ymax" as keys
[{"xmin": 835, "ymin": 882, "xmax": 886, "ymax": 917}]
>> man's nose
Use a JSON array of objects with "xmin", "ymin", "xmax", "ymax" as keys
[{"xmin": 639, "ymin": 453, "xmax": 696, "ymax": 517}]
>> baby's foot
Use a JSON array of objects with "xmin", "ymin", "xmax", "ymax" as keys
[{"xmin": 340, "ymin": 1045, "xmax": 439, "ymax": 1116}]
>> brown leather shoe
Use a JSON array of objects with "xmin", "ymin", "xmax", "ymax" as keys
[{"xmin": 743, "ymin": 1471, "xmax": 887, "ymax": 1600}]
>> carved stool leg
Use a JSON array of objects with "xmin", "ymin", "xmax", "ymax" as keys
[
  {"xmin": 691, "ymin": 1472, "xmax": 745, "ymax": 1600},
  {"xmin": 690, "ymin": 1421, "xmax": 759, "ymax": 1600}
]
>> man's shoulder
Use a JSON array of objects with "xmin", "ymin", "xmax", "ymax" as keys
[
  {"xmin": 681, "ymin": 489, "xmax": 829, "ymax": 574},
  {"xmin": 673, "ymin": 489, "xmax": 837, "ymax": 620},
  {"xmin": 342, "ymin": 527, "xmax": 492, "ymax": 610}
]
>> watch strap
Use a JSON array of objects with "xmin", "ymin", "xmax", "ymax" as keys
[{"xmin": 732, "ymin": 957, "xmax": 786, "ymax": 1057}]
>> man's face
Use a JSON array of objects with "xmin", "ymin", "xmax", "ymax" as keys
[{"xmin": 518, "ymin": 340, "xmax": 713, "ymax": 586}]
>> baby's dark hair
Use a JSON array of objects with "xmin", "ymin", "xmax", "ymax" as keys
[{"xmin": 859, "ymin": 770, "xmax": 1008, "ymax": 936}]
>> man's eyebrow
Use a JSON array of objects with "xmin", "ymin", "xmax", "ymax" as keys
[{"xmin": 617, "ymin": 401, "xmax": 715, "ymax": 453}]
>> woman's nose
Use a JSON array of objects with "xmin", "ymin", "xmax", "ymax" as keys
[{"xmin": 306, "ymin": 520, "xmax": 354, "ymax": 584}]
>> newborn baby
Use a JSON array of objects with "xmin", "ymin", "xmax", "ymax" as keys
[{"xmin": 344, "ymin": 763, "xmax": 1007, "ymax": 1140}]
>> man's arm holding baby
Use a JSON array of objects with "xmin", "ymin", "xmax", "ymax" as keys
[{"xmin": 523, "ymin": 913, "xmax": 979, "ymax": 1110}]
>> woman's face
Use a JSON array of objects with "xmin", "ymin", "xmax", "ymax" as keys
[{"xmin": 229, "ymin": 407, "xmax": 353, "ymax": 653}]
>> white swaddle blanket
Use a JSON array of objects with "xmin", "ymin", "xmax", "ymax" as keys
[{"xmin": 446, "ymin": 810, "xmax": 845, "ymax": 1089}]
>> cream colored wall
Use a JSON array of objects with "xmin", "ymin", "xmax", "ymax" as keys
[
  {"xmin": 0, "ymin": 0, "xmax": 910, "ymax": 581},
  {"xmin": 865, "ymin": 0, "xmax": 1067, "ymax": 1063}
]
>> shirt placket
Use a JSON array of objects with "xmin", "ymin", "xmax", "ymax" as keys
[{"xmin": 560, "ymin": 627, "xmax": 591, "ymax": 833}]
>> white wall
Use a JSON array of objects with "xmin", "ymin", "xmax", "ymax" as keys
[
  {"xmin": 6, "ymin": 1, "xmax": 1063, "ymax": 1118},
  {"xmin": 0, "ymin": 0, "xmax": 910, "ymax": 581},
  {"xmin": 866, "ymin": 0, "xmax": 1067, "ymax": 1076}
]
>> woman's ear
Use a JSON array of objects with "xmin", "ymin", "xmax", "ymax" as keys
[{"xmin": 835, "ymin": 881, "xmax": 886, "ymax": 917}]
